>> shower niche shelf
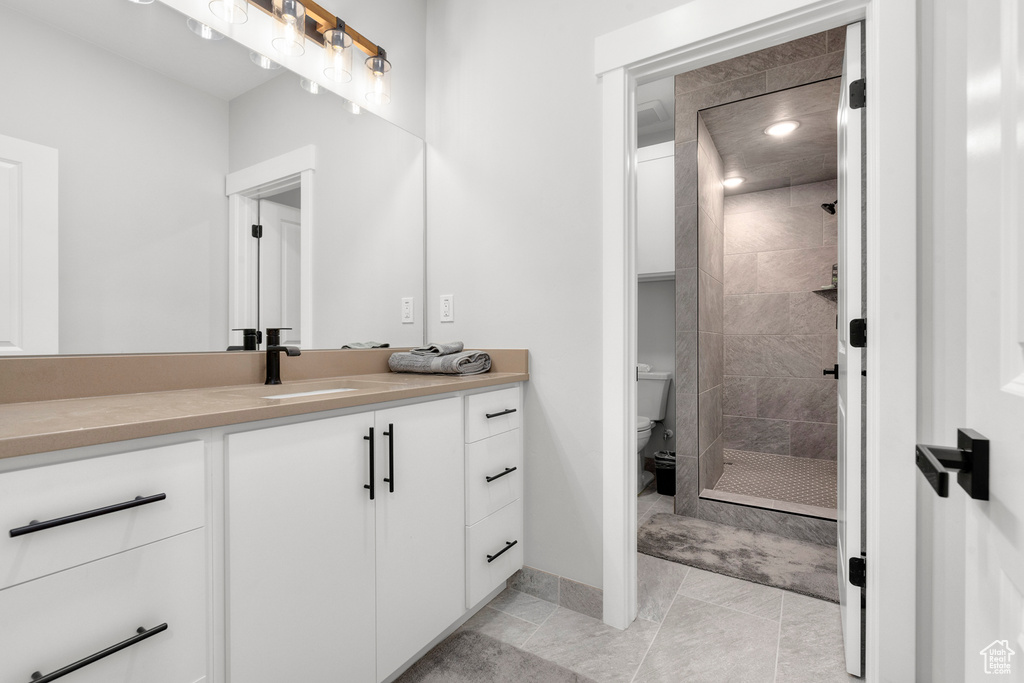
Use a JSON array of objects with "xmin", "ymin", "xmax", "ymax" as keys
[{"xmin": 813, "ymin": 285, "xmax": 838, "ymax": 301}]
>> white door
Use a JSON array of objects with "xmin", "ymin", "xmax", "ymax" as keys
[
  {"xmin": 836, "ymin": 21, "xmax": 865, "ymax": 678},
  {"xmin": 0, "ymin": 134, "xmax": 58, "ymax": 355},
  {"xmin": 259, "ymin": 200, "xmax": 302, "ymax": 347},
  {"xmin": 959, "ymin": 2, "xmax": 1024, "ymax": 680}
]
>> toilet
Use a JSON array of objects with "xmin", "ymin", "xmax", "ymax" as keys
[{"xmin": 637, "ymin": 371, "xmax": 672, "ymax": 493}]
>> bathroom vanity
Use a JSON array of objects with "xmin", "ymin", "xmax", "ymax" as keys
[{"xmin": 0, "ymin": 350, "xmax": 527, "ymax": 683}]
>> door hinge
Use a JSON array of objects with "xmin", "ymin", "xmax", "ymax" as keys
[
  {"xmin": 251, "ymin": 224, "xmax": 263, "ymax": 239},
  {"xmin": 850, "ymin": 318, "xmax": 867, "ymax": 347},
  {"xmin": 850, "ymin": 79, "xmax": 866, "ymax": 109},
  {"xmin": 849, "ymin": 556, "xmax": 866, "ymax": 588}
]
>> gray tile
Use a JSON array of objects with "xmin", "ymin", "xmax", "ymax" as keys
[
  {"xmin": 790, "ymin": 421, "xmax": 838, "ymax": 459},
  {"xmin": 698, "ymin": 208, "xmax": 724, "ymax": 281},
  {"xmin": 687, "ymin": 72, "xmax": 767, "ymax": 111},
  {"xmin": 675, "ymin": 204, "xmax": 698, "ymax": 269},
  {"xmin": 507, "ymin": 566, "xmax": 559, "ymax": 603},
  {"xmin": 723, "ymin": 414, "xmax": 791, "ymax": 455},
  {"xmin": 773, "ymin": 500, "xmax": 837, "ymax": 520},
  {"xmin": 697, "ymin": 145, "xmax": 723, "ymax": 231},
  {"xmin": 776, "ymin": 593, "xmax": 857, "ymax": 682},
  {"xmin": 757, "ymin": 377, "xmax": 837, "ymax": 423},
  {"xmin": 724, "ymin": 293, "xmax": 791, "ymax": 334},
  {"xmin": 723, "ymin": 375, "xmax": 758, "ymax": 417},
  {"xmin": 487, "ymin": 588, "xmax": 559, "ymax": 625},
  {"xmin": 698, "ymin": 270, "xmax": 723, "ymax": 333},
  {"xmin": 820, "ymin": 334, "xmax": 837, "ymax": 367},
  {"xmin": 675, "ymin": 140, "xmax": 698, "ymax": 207},
  {"xmin": 678, "ymin": 567, "xmax": 784, "ymax": 621},
  {"xmin": 724, "ymin": 187, "xmax": 791, "ymax": 215},
  {"xmin": 675, "ymin": 392, "xmax": 697, "ymax": 458},
  {"xmin": 637, "ymin": 553, "xmax": 689, "ymax": 623},
  {"xmin": 694, "ymin": 497, "xmax": 837, "ymax": 545},
  {"xmin": 675, "ymin": 101, "xmax": 698, "ymax": 144},
  {"xmin": 698, "ymin": 331, "xmax": 723, "ymax": 393},
  {"xmin": 522, "ymin": 607, "xmax": 660, "ymax": 683},
  {"xmin": 674, "ymin": 452, "xmax": 699, "ymax": 514},
  {"xmin": 676, "ymin": 330, "xmax": 697, "ymax": 394},
  {"xmin": 724, "ymin": 335, "xmax": 822, "ymax": 378},
  {"xmin": 791, "ymin": 179, "xmax": 839, "ymax": 207},
  {"xmin": 675, "ymin": 267, "xmax": 698, "ymax": 331},
  {"xmin": 632, "ymin": 595, "xmax": 779, "ymax": 683},
  {"xmin": 823, "ymin": 210, "xmax": 838, "ymax": 245},
  {"xmin": 790, "ymin": 290, "xmax": 837, "ymax": 335},
  {"xmin": 675, "ymin": 33, "xmax": 827, "ymax": 94},
  {"xmin": 558, "ymin": 577, "xmax": 603, "ymax": 621},
  {"xmin": 826, "ymin": 26, "xmax": 847, "ymax": 54},
  {"xmin": 724, "ymin": 253, "xmax": 758, "ymax": 294},
  {"xmin": 698, "ymin": 384, "xmax": 722, "ymax": 453},
  {"xmin": 765, "ymin": 51, "xmax": 844, "ymax": 90},
  {"xmin": 700, "ymin": 487, "xmax": 773, "ymax": 508},
  {"xmin": 698, "ymin": 113, "xmax": 725, "ymax": 182},
  {"xmin": 757, "ymin": 246, "xmax": 838, "ymax": 293},
  {"xmin": 724, "ymin": 335, "xmax": 762, "ymax": 376},
  {"xmin": 700, "ymin": 435, "xmax": 724, "ymax": 490},
  {"xmin": 725, "ymin": 205, "xmax": 824, "ymax": 254},
  {"xmin": 458, "ymin": 606, "xmax": 540, "ymax": 647}
]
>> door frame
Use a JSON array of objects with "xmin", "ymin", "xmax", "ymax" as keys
[
  {"xmin": 226, "ymin": 146, "xmax": 315, "ymax": 349},
  {"xmin": 596, "ymin": 0, "xmax": 918, "ymax": 680}
]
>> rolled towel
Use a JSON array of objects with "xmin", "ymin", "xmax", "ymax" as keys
[
  {"xmin": 389, "ymin": 350, "xmax": 491, "ymax": 375},
  {"xmin": 341, "ymin": 341, "xmax": 390, "ymax": 349},
  {"xmin": 637, "ymin": 363, "xmax": 652, "ymax": 373},
  {"xmin": 411, "ymin": 341, "xmax": 464, "ymax": 356}
]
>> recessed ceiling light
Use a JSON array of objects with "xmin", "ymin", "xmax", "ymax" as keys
[
  {"xmin": 722, "ymin": 177, "xmax": 745, "ymax": 188},
  {"xmin": 187, "ymin": 18, "xmax": 224, "ymax": 40},
  {"xmin": 764, "ymin": 120, "xmax": 800, "ymax": 136}
]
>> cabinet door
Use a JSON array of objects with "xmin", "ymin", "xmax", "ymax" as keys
[
  {"xmin": 227, "ymin": 413, "xmax": 376, "ymax": 683},
  {"xmin": 374, "ymin": 398, "xmax": 464, "ymax": 680},
  {"xmin": 637, "ymin": 150, "xmax": 675, "ymax": 276}
]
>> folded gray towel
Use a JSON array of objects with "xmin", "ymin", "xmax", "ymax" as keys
[
  {"xmin": 341, "ymin": 341, "xmax": 390, "ymax": 349},
  {"xmin": 389, "ymin": 350, "xmax": 491, "ymax": 375},
  {"xmin": 411, "ymin": 341, "xmax": 464, "ymax": 356}
]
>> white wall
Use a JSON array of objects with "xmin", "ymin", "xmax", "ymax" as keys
[
  {"xmin": 0, "ymin": 6, "xmax": 229, "ymax": 354},
  {"xmin": 425, "ymin": 0, "xmax": 689, "ymax": 588},
  {"xmin": 230, "ymin": 74, "xmax": 425, "ymax": 349},
  {"xmin": 638, "ymin": 280, "xmax": 677, "ymax": 454}
]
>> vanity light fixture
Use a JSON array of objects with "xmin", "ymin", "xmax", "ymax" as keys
[
  {"xmin": 187, "ymin": 17, "xmax": 224, "ymax": 40},
  {"xmin": 365, "ymin": 47, "xmax": 392, "ymax": 104},
  {"xmin": 764, "ymin": 120, "xmax": 800, "ymax": 136},
  {"xmin": 249, "ymin": 51, "xmax": 281, "ymax": 70},
  {"xmin": 299, "ymin": 78, "xmax": 322, "ymax": 94},
  {"xmin": 323, "ymin": 20, "xmax": 354, "ymax": 83},
  {"xmin": 272, "ymin": 0, "xmax": 306, "ymax": 56},
  {"xmin": 209, "ymin": 0, "xmax": 247, "ymax": 24},
  {"xmin": 722, "ymin": 177, "xmax": 745, "ymax": 188}
]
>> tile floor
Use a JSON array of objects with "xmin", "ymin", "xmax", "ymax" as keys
[
  {"xmin": 452, "ymin": 488, "xmax": 856, "ymax": 683},
  {"xmin": 714, "ymin": 449, "xmax": 837, "ymax": 509}
]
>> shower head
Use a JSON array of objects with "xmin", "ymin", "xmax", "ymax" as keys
[{"xmin": 821, "ymin": 201, "xmax": 837, "ymax": 215}]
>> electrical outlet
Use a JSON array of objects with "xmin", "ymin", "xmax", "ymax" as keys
[
  {"xmin": 401, "ymin": 297, "xmax": 414, "ymax": 324},
  {"xmin": 440, "ymin": 294, "xmax": 454, "ymax": 322}
]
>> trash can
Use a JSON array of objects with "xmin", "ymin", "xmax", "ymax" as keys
[{"xmin": 654, "ymin": 451, "xmax": 676, "ymax": 496}]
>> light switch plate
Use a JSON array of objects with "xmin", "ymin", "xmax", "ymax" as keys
[
  {"xmin": 440, "ymin": 294, "xmax": 454, "ymax": 322},
  {"xmin": 401, "ymin": 297, "xmax": 414, "ymax": 324}
]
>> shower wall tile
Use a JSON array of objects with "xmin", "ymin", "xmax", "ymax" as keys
[
  {"xmin": 723, "ymin": 187, "xmax": 791, "ymax": 215},
  {"xmin": 724, "ymin": 335, "xmax": 822, "ymax": 378},
  {"xmin": 723, "ymin": 415, "xmax": 791, "ymax": 455},
  {"xmin": 675, "ymin": 330, "xmax": 698, "ymax": 394},
  {"xmin": 675, "ymin": 33, "xmax": 826, "ymax": 94},
  {"xmin": 697, "ymin": 385, "xmax": 722, "ymax": 454},
  {"xmin": 699, "ymin": 435, "xmax": 724, "ymax": 490},
  {"xmin": 675, "ymin": 453, "xmax": 700, "ymax": 515},
  {"xmin": 724, "ymin": 293, "xmax": 791, "ymax": 334},
  {"xmin": 790, "ymin": 179, "xmax": 838, "ymax": 207},
  {"xmin": 698, "ymin": 209, "xmax": 725, "ymax": 282},
  {"xmin": 697, "ymin": 271, "xmax": 723, "ymax": 333},
  {"xmin": 789, "ymin": 291, "xmax": 837, "ymax": 335},
  {"xmin": 675, "ymin": 268, "xmax": 698, "ymax": 331},
  {"xmin": 723, "ymin": 376, "xmax": 758, "ymax": 417},
  {"xmin": 676, "ymin": 205, "xmax": 699, "ymax": 269},
  {"xmin": 823, "ymin": 211, "xmax": 838, "ymax": 246},
  {"xmin": 724, "ymin": 254, "xmax": 757, "ymax": 294},
  {"xmin": 757, "ymin": 377, "xmax": 837, "ymax": 423},
  {"xmin": 687, "ymin": 72, "xmax": 768, "ymax": 112},
  {"xmin": 725, "ymin": 205, "xmax": 824, "ymax": 254},
  {"xmin": 820, "ymin": 334, "xmax": 837, "ymax": 368},
  {"xmin": 675, "ymin": 392, "xmax": 698, "ymax": 458},
  {"xmin": 694, "ymin": 498, "xmax": 837, "ymax": 545},
  {"xmin": 697, "ymin": 114, "xmax": 724, "ymax": 182},
  {"xmin": 757, "ymin": 246, "xmax": 838, "ymax": 293},
  {"xmin": 675, "ymin": 101, "xmax": 699, "ymax": 144},
  {"xmin": 790, "ymin": 421, "xmax": 838, "ymax": 460},
  {"xmin": 698, "ymin": 332, "xmax": 724, "ymax": 392},
  {"xmin": 827, "ymin": 26, "xmax": 847, "ymax": 53},
  {"xmin": 765, "ymin": 51, "xmax": 845, "ymax": 91},
  {"xmin": 675, "ymin": 140, "xmax": 699, "ymax": 206}
]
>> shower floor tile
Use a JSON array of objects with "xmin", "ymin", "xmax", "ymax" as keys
[{"xmin": 713, "ymin": 449, "xmax": 837, "ymax": 509}]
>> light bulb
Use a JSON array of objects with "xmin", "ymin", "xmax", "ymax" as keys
[
  {"xmin": 323, "ymin": 28, "xmax": 353, "ymax": 83},
  {"xmin": 764, "ymin": 120, "xmax": 800, "ymax": 136},
  {"xmin": 272, "ymin": 0, "xmax": 306, "ymax": 56},
  {"xmin": 365, "ymin": 53, "xmax": 391, "ymax": 105}
]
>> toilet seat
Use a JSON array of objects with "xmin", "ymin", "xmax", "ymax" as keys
[{"xmin": 637, "ymin": 416, "xmax": 652, "ymax": 433}]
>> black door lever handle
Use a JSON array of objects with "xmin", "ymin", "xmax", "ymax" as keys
[{"xmin": 823, "ymin": 364, "xmax": 839, "ymax": 379}]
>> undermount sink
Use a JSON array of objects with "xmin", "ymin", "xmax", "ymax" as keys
[{"xmin": 264, "ymin": 388, "xmax": 358, "ymax": 399}]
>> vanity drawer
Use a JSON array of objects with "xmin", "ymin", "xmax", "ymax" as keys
[
  {"xmin": 465, "ymin": 430, "xmax": 522, "ymax": 526},
  {"xmin": 0, "ymin": 529, "xmax": 207, "ymax": 683},
  {"xmin": 465, "ymin": 387, "xmax": 521, "ymax": 443},
  {"xmin": 0, "ymin": 440, "xmax": 205, "ymax": 590},
  {"xmin": 466, "ymin": 498, "xmax": 523, "ymax": 608}
]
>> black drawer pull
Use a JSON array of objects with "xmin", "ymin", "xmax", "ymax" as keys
[
  {"xmin": 10, "ymin": 493, "xmax": 167, "ymax": 538},
  {"xmin": 363, "ymin": 428, "xmax": 375, "ymax": 500},
  {"xmin": 383, "ymin": 423, "xmax": 395, "ymax": 493},
  {"xmin": 486, "ymin": 540, "xmax": 518, "ymax": 563},
  {"xmin": 29, "ymin": 623, "xmax": 168, "ymax": 683},
  {"xmin": 486, "ymin": 467, "xmax": 518, "ymax": 483},
  {"xmin": 485, "ymin": 408, "xmax": 517, "ymax": 419}
]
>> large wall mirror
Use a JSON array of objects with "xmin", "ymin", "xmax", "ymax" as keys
[{"xmin": 0, "ymin": 0, "xmax": 425, "ymax": 355}]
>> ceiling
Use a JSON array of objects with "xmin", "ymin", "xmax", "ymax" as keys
[{"xmin": 699, "ymin": 78, "xmax": 841, "ymax": 196}]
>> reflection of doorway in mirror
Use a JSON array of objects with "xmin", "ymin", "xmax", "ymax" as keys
[{"xmin": 258, "ymin": 199, "xmax": 301, "ymax": 347}]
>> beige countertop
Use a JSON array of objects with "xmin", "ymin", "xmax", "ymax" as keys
[{"xmin": 0, "ymin": 371, "xmax": 527, "ymax": 460}]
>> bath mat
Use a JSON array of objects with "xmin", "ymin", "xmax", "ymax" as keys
[
  {"xmin": 638, "ymin": 513, "xmax": 839, "ymax": 603},
  {"xmin": 395, "ymin": 630, "xmax": 597, "ymax": 683}
]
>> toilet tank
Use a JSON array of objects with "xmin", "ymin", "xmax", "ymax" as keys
[{"xmin": 637, "ymin": 371, "xmax": 672, "ymax": 421}]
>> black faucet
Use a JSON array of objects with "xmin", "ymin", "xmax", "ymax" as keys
[
  {"xmin": 265, "ymin": 328, "xmax": 301, "ymax": 385},
  {"xmin": 228, "ymin": 328, "xmax": 262, "ymax": 351}
]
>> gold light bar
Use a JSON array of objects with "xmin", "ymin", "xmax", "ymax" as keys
[{"xmin": 248, "ymin": 0, "xmax": 382, "ymax": 56}]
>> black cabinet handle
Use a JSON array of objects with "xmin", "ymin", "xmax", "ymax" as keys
[
  {"xmin": 822, "ymin": 364, "xmax": 839, "ymax": 379},
  {"xmin": 363, "ymin": 428, "xmax": 375, "ymax": 500},
  {"xmin": 486, "ymin": 540, "xmax": 518, "ymax": 563},
  {"xmin": 382, "ymin": 423, "xmax": 394, "ymax": 493},
  {"xmin": 29, "ymin": 623, "xmax": 168, "ymax": 683},
  {"xmin": 485, "ymin": 408, "xmax": 517, "ymax": 419},
  {"xmin": 486, "ymin": 467, "xmax": 518, "ymax": 483},
  {"xmin": 10, "ymin": 493, "xmax": 167, "ymax": 538}
]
